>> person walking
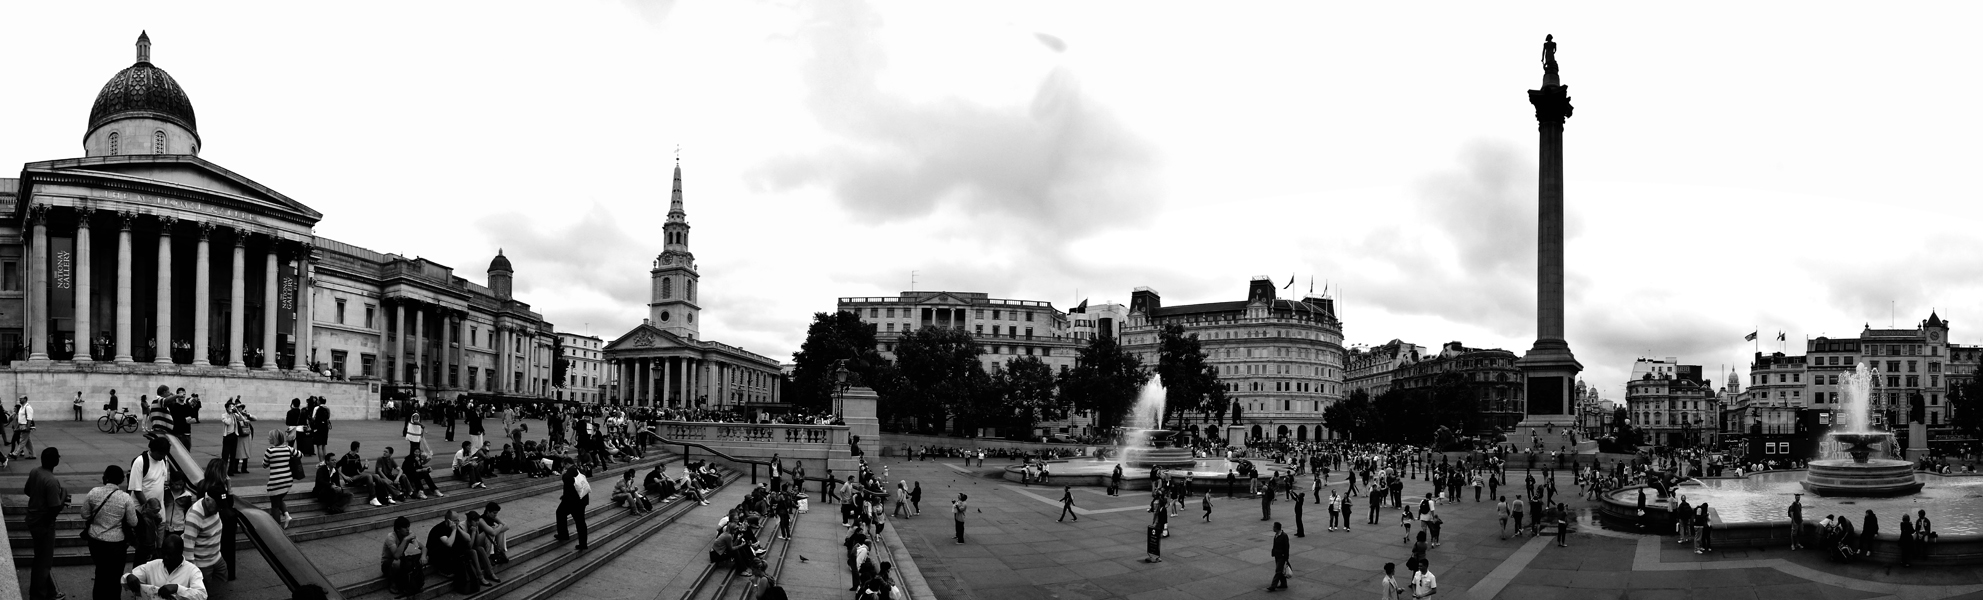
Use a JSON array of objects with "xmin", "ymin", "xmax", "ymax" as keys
[
  {"xmin": 1510, "ymin": 496, "xmax": 1527, "ymax": 538},
  {"xmin": 1369, "ymin": 485, "xmax": 1383, "ymax": 525},
  {"xmin": 85, "ymin": 465, "xmax": 140, "ymax": 600},
  {"xmin": 1552, "ymin": 503, "xmax": 1568, "ymax": 547},
  {"xmin": 1694, "ymin": 503, "xmax": 1714, "ymax": 554},
  {"xmin": 25, "ymin": 447, "xmax": 69, "ymax": 600},
  {"xmin": 953, "ymin": 494, "xmax": 969, "ymax": 544},
  {"xmin": 1898, "ymin": 514, "xmax": 1915, "ymax": 568},
  {"xmin": 265, "ymin": 430, "xmax": 298, "ymax": 528},
  {"xmin": 12, "ymin": 396, "xmax": 37, "ymax": 459},
  {"xmin": 1381, "ymin": 562, "xmax": 1404, "ymax": 600},
  {"xmin": 1201, "ymin": 490, "xmax": 1213, "ymax": 523},
  {"xmin": 1110, "ymin": 464, "xmax": 1123, "ymax": 497},
  {"xmin": 1058, "ymin": 485, "xmax": 1078, "ymax": 522},
  {"xmin": 1267, "ymin": 522, "xmax": 1291, "ymax": 592},
  {"xmin": 556, "ymin": 464, "xmax": 590, "ymax": 550},
  {"xmin": 1496, "ymin": 497, "xmax": 1510, "ymax": 539},
  {"xmin": 910, "ymin": 482, "xmax": 923, "ymax": 516}
]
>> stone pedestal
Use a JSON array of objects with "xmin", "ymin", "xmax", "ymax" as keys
[
  {"xmin": 833, "ymin": 386, "xmax": 880, "ymax": 473},
  {"xmin": 1907, "ymin": 422, "xmax": 1929, "ymax": 462}
]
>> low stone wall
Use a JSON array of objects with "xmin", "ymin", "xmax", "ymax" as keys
[
  {"xmin": 657, "ymin": 421, "xmax": 855, "ymax": 475},
  {"xmin": 878, "ymin": 432, "xmax": 1100, "ymax": 457},
  {"xmin": 1597, "ymin": 481, "xmax": 1983, "ymax": 565},
  {"xmin": 1, "ymin": 361, "xmax": 376, "ymax": 420}
]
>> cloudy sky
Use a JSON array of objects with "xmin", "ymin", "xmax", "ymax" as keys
[{"xmin": 6, "ymin": 1, "xmax": 1983, "ymax": 399}]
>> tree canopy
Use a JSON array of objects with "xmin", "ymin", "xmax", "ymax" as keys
[
  {"xmin": 788, "ymin": 311, "xmax": 886, "ymax": 411},
  {"xmin": 1155, "ymin": 324, "xmax": 1226, "ymax": 426},
  {"xmin": 1058, "ymin": 337, "xmax": 1149, "ymax": 431}
]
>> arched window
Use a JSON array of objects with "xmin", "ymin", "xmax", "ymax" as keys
[
  {"xmin": 686, "ymin": 280, "xmax": 695, "ymax": 302},
  {"xmin": 660, "ymin": 277, "xmax": 673, "ymax": 299},
  {"xmin": 108, "ymin": 132, "xmax": 119, "ymax": 155},
  {"xmin": 154, "ymin": 130, "xmax": 166, "ymax": 154}
]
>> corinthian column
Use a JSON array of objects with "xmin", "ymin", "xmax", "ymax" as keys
[
  {"xmin": 27, "ymin": 206, "xmax": 48, "ymax": 361},
  {"xmin": 114, "ymin": 212, "xmax": 135, "ymax": 363},
  {"xmin": 193, "ymin": 222, "xmax": 212, "ymax": 366},
  {"xmin": 228, "ymin": 231, "xmax": 247, "ymax": 369},
  {"xmin": 155, "ymin": 217, "xmax": 175, "ymax": 363},
  {"xmin": 414, "ymin": 307, "xmax": 426, "ymax": 387},
  {"xmin": 74, "ymin": 208, "xmax": 94, "ymax": 363},
  {"xmin": 262, "ymin": 244, "xmax": 278, "ymax": 370},
  {"xmin": 394, "ymin": 303, "xmax": 406, "ymax": 382}
]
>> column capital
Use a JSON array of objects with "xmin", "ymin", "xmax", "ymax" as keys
[
  {"xmin": 75, "ymin": 207, "xmax": 95, "ymax": 228},
  {"xmin": 118, "ymin": 211, "xmax": 137, "ymax": 230},
  {"xmin": 233, "ymin": 229, "xmax": 251, "ymax": 248},
  {"xmin": 27, "ymin": 203, "xmax": 48, "ymax": 224},
  {"xmin": 196, "ymin": 221, "xmax": 215, "ymax": 239},
  {"xmin": 157, "ymin": 215, "xmax": 178, "ymax": 232}
]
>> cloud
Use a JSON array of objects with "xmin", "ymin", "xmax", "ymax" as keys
[
  {"xmin": 747, "ymin": 0, "xmax": 1159, "ymax": 287},
  {"xmin": 618, "ymin": 0, "xmax": 679, "ymax": 27},
  {"xmin": 1033, "ymin": 32, "xmax": 1066, "ymax": 53},
  {"xmin": 475, "ymin": 203, "xmax": 649, "ymax": 307}
]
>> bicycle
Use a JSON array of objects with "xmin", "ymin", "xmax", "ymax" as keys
[{"xmin": 97, "ymin": 408, "xmax": 141, "ymax": 434}]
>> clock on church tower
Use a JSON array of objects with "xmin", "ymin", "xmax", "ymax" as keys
[{"xmin": 649, "ymin": 161, "xmax": 700, "ymax": 339}]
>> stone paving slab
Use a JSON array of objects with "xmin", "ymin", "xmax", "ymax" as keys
[{"xmin": 880, "ymin": 456, "xmax": 1983, "ymax": 600}]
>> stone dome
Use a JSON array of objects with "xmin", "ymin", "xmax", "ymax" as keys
[
  {"xmin": 88, "ymin": 32, "xmax": 198, "ymax": 136},
  {"xmin": 489, "ymin": 249, "xmax": 513, "ymax": 273}
]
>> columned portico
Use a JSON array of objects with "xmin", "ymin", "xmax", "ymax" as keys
[
  {"xmin": 393, "ymin": 303, "xmax": 405, "ymax": 382},
  {"xmin": 27, "ymin": 207, "xmax": 48, "ymax": 361},
  {"xmin": 413, "ymin": 306, "xmax": 425, "ymax": 387}
]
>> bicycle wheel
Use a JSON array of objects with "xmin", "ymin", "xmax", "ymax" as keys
[
  {"xmin": 97, "ymin": 415, "xmax": 116, "ymax": 434},
  {"xmin": 121, "ymin": 417, "xmax": 141, "ymax": 433}
]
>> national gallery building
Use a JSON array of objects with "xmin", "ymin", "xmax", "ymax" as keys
[{"xmin": 0, "ymin": 33, "xmax": 561, "ymax": 418}]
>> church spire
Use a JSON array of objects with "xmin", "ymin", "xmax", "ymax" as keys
[
  {"xmin": 137, "ymin": 31, "xmax": 152, "ymax": 63},
  {"xmin": 667, "ymin": 157, "xmax": 686, "ymax": 223}
]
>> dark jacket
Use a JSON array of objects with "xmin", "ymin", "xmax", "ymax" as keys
[
  {"xmin": 562, "ymin": 467, "xmax": 587, "ymax": 506},
  {"xmin": 1271, "ymin": 531, "xmax": 1289, "ymax": 558}
]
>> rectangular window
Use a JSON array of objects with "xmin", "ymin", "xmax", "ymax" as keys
[
  {"xmin": 1025, "ymin": 327, "xmax": 1033, "ymax": 339},
  {"xmin": 885, "ymin": 308, "xmax": 895, "ymax": 318},
  {"xmin": 1, "ymin": 260, "xmax": 19, "ymax": 291},
  {"xmin": 869, "ymin": 308, "xmax": 878, "ymax": 318},
  {"xmin": 330, "ymin": 350, "xmax": 348, "ymax": 379},
  {"xmin": 469, "ymin": 367, "xmax": 478, "ymax": 390},
  {"xmin": 449, "ymin": 365, "xmax": 459, "ymax": 387},
  {"xmin": 886, "ymin": 323, "xmax": 895, "ymax": 332},
  {"xmin": 992, "ymin": 309, "xmax": 1001, "ymax": 320},
  {"xmin": 364, "ymin": 305, "xmax": 377, "ymax": 328},
  {"xmin": 360, "ymin": 353, "xmax": 376, "ymax": 377},
  {"xmin": 974, "ymin": 325, "xmax": 983, "ymax": 335},
  {"xmin": 1792, "ymin": 373, "xmax": 1800, "ymax": 383},
  {"xmin": 335, "ymin": 299, "xmax": 347, "ymax": 324},
  {"xmin": 1907, "ymin": 375, "xmax": 1919, "ymax": 387},
  {"xmin": 1888, "ymin": 360, "xmax": 1900, "ymax": 373},
  {"xmin": 470, "ymin": 326, "xmax": 478, "ymax": 346},
  {"xmin": 1026, "ymin": 312, "xmax": 1034, "ymax": 322},
  {"xmin": 1909, "ymin": 360, "xmax": 1918, "ymax": 373}
]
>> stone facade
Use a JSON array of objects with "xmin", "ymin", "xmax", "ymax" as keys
[
  {"xmin": 1392, "ymin": 341, "xmax": 1525, "ymax": 434},
  {"xmin": 0, "ymin": 33, "xmax": 561, "ymax": 418},
  {"xmin": 1124, "ymin": 277, "xmax": 1345, "ymax": 442}
]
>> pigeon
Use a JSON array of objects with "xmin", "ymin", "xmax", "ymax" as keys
[{"xmin": 799, "ymin": 556, "xmax": 809, "ymax": 562}]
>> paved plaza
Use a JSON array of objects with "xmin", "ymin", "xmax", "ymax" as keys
[{"xmin": 881, "ymin": 456, "xmax": 1983, "ymax": 600}]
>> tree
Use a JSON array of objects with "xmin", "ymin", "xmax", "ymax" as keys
[
  {"xmin": 788, "ymin": 311, "xmax": 886, "ymax": 411},
  {"xmin": 990, "ymin": 355, "xmax": 1063, "ymax": 438},
  {"xmin": 1058, "ymin": 337, "xmax": 1149, "ymax": 431},
  {"xmin": 888, "ymin": 326, "xmax": 986, "ymax": 434},
  {"xmin": 1323, "ymin": 388, "xmax": 1379, "ymax": 441},
  {"xmin": 551, "ymin": 336, "xmax": 569, "ymax": 389},
  {"xmin": 1951, "ymin": 377, "xmax": 1983, "ymax": 444},
  {"xmin": 1155, "ymin": 324, "xmax": 1224, "ymax": 426}
]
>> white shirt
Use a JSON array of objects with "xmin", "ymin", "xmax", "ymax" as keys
[
  {"xmin": 126, "ymin": 558, "xmax": 208, "ymax": 600},
  {"xmin": 1411, "ymin": 571, "xmax": 1437, "ymax": 598},
  {"xmin": 130, "ymin": 453, "xmax": 172, "ymax": 503},
  {"xmin": 16, "ymin": 404, "xmax": 32, "ymax": 425}
]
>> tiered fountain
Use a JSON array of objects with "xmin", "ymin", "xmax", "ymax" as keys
[
  {"xmin": 1800, "ymin": 363, "xmax": 1924, "ymax": 497},
  {"xmin": 1117, "ymin": 383, "xmax": 1196, "ymax": 469}
]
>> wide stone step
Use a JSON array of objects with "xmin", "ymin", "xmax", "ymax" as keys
[
  {"xmin": 9, "ymin": 453, "xmax": 685, "ymax": 565},
  {"xmin": 347, "ymin": 470, "xmax": 742, "ymax": 600},
  {"xmin": 495, "ymin": 477, "xmax": 777, "ymax": 600}
]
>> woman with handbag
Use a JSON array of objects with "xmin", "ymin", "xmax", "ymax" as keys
[
  {"xmin": 84, "ymin": 465, "xmax": 140, "ymax": 600},
  {"xmin": 405, "ymin": 411, "xmax": 426, "ymax": 456}
]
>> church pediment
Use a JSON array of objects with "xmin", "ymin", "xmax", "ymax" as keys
[
  {"xmin": 20, "ymin": 155, "xmax": 322, "ymax": 228},
  {"xmin": 603, "ymin": 323, "xmax": 694, "ymax": 353},
  {"xmin": 913, "ymin": 292, "xmax": 974, "ymax": 306}
]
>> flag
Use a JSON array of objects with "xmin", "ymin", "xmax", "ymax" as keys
[
  {"xmin": 1072, "ymin": 299, "xmax": 1088, "ymax": 314},
  {"xmin": 1284, "ymin": 273, "xmax": 1295, "ymax": 289},
  {"xmin": 1744, "ymin": 331, "xmax": 1757, "ymax": 341},
  {"xmin": 1777, "ymin": 332, "xmax": 1786, "ymax": 342}
]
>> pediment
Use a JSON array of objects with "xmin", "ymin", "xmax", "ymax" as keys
[
  {"xmin": 603, "ymin": 323, "xmax": 692, "ymax": 353},
  {"xmin": 913, "ymin": 292, "xmax": 974, "ymax": 306},
  {"xmin": 24, "ymin": 155, "xmax": 322, "ymax": 226}
]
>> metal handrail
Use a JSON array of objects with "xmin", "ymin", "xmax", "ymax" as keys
[
  {"xmin": 647, "ymin": 433, "xmax": 836, "ymax": 488},
  {"xmin": 163, "ymin": 434, "xmax": 343, "ymax": 600}
]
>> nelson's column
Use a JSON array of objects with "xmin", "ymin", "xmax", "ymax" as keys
[{"xmin": 1514, "ymin": 34, "xmax": 1582, "ymax": 445}]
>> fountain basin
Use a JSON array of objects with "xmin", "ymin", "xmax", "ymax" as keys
[
  {"xmin": 1801, "ymin": 458, "xmax": 1924, "ymax": 497},
  {"xmin": 1000, "ymin": 457, "xmax": 1293, "ymax": 491},
  {"xmin": 1120, "ymin": 447, "xmax": 1196, "ymax": 469}
]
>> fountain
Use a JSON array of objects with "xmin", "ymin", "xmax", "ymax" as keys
[
  {"xmin": 1117, "ymin": 383, "xmax": 1196, "ymax": 469},
  {"xmin": 1800, "ymin": 363, "xmax": 1924, "ymax": 497}
]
